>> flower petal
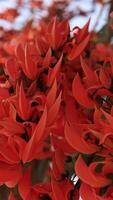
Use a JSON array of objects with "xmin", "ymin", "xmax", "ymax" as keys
[
  {"xmin": 47, "ymin": 92, "xmax": 61, "ymax": 126},
  {"xmin": 8, "ymin": 192, "xmax": 16, "ymax": 200},
  {"xmin": 46, "ymin": 79, "xmax": 57, "ymax": 108},
  {"xmin": 18, "ymin": 167, "xmax": 31, "ymax": 200},
  {"xmin": 72, "ymin": 73, "xmax": 95, "ymax": 108},
  {"xmin": 68, "ymin": 34, "xmax": 90, "ymax": 60},
  {"xmin": 65, "ymin": 123, "xmax": 98, "ymax": 154},
  {"xmin": 75, "ymin": 156, "xmax": 111, "ymax": 187},
  {"xmin": 48, "ymin": 55, "xmax": 63, "ymax": 86},
  {"xmin": 22, "ymin": 107, "xmax": 47, "ymax": 162}
]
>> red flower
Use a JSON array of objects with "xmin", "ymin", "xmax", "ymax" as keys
[{"xmin": 0, "ymin": 11, "xmax": 113, "ymax": 199}]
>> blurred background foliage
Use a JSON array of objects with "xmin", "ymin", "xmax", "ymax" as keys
[{"xmin": 0, "ymin": 0, "xmax": 112, "ymax": 31}]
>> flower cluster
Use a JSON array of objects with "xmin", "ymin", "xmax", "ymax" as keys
[{"xmin": 0, "ymin": 16, "xmax": 113, "ymax": 199}]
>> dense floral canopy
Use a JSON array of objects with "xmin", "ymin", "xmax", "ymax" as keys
[{"xmin": 0, "ymin": 0, "xmax": 113, "ymax": 200}]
